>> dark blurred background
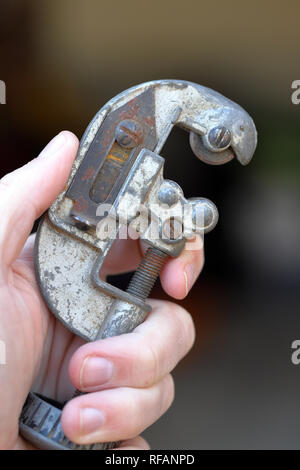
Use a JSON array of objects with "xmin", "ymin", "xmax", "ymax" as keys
[{"xmin": 1, "ymin": 0, "xmax": 300, "ymax": 449}]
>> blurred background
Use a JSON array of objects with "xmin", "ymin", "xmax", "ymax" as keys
[{"xmin": 0, "ymin": 0, "xmax": 300, "ymax": 449}]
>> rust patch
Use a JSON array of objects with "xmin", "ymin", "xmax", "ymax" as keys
[
  {"xmin": 82, "ymin": 167, "xmax": 95, "ymax": 181},
  {"xmin": 73, "ymin": 195, "xmax": 89, "ymax": 213}
]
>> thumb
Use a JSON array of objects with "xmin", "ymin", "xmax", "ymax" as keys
[{"xmin": 0, "ymin": 131, "xmax": 79, "ymax": 269}]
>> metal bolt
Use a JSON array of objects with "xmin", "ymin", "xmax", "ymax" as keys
[
  {"xmin": 115, "ymin": 119, "xmax": 143, "ymax": 148},
  {"xmin": 157, "ymin": 183, "xmax": 179, "ymax": 207},
  {"xmin": 190, "ymin": 198, "xmax": 218, "ymax": 233},
  {"xmin": 208, "ymin": 126, "xmax": 231, "ymax": 149},
  {"xmin": 192, "ymin": 203, "xmax": 214, "ymax": 228},
  {"xmin": 162, "ymin": 217, "xmax": 183, "ymax": 240},
  {"xmin": 126, "ymin": 247, "xmax": 168, "ymax": 300}
]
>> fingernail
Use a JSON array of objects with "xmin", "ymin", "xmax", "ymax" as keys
[
  {"xmin": 80, "ymin": 408, "xmax": 105, "ymax": 435},
  {"xmin": 39, "ymin": 132, "xmax": 66, "ymax": 158},
  {"xmin": 184, "ymin": 264, "xmax": 195, "ymax": 295},
  {"xmin": 80, "ymin": 357, "xmax": 114, "ymax": 390}
]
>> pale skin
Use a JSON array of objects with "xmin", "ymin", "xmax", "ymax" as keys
[{"xmin": 0, "ymin": 131, "xmax": 204, "ymax": 450}]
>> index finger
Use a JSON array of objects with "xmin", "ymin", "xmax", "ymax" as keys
[{"xmin": 101, "ymin": 235, "xmax": 204, "ymax": 300}]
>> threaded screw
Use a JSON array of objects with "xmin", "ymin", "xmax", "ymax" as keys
[
  {"xmin": 126, "ymin": 247, "xmax": 168, "ymax": 300},
  {"xmin": 208, "ymin": 126, "xmax": 231, "ymax": 149}
]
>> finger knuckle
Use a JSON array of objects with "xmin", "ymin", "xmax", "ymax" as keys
[
  {"xmin": 160, "ymin": 374, "xmax": 175, "ymax": 414},
  {"xmin": 124, "ymin": 393, "xmax": 143, "ymax": 437},
  {"xmin": 166, "ymin": 374, "xmax": 175, "ymax": 406},
  {"xmin": 169, "ymin": 303, "xmax": 196, "ymax": 355},
  {"xmin": 142, "ymin": 337, "xmax": 160, "ymax": 387}
]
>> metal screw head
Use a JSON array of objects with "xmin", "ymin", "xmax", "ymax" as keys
[
  {"xmin": 192, "ymin": 203, "xmax": 214, "ymax": 228},
  {"xmin": 189, "ymin": 198, "xmax": 219, "ymax": 233},
  {"xmin": 115, "ymin": 119, "xmax": 143, "ymax": 148},
  {"xmin": 163, "ymin": 217, "xmax": 183, "ymax": 240},
  {"xmin": 157, "ymin": 183, "xmax": 180, "ymax": 207},
  {"xmin": 208, "ymin": 126, "xmax": 231, "ymax": 150}
]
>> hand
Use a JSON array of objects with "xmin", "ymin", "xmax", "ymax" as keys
[{"xmin": 0, "ymin": 131, "xmax": 204, "ymax": 450}]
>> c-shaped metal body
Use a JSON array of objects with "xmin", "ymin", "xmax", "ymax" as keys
[{"xmin": 19, "ymin": 80, "xmax": 257, "ymax": 450}]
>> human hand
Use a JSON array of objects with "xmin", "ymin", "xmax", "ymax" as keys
[{"xmin": 0, "ymin": 131, "xmax": 204, "ymax": 450}]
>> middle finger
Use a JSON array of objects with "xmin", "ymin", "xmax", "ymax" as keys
[{"xmin": 68, "ymin": 299, "xmax": 195, "ymax": 393}]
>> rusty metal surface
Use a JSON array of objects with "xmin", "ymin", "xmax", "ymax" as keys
[
  {"xmin": 34, "ymin": 77, "xmax": 258, "ymax": 372},
  {"xmin": 35, "ymin": 219, "xmax": 113, "ymax": 341},
  {"xmin": 20, "ymin": 79, "xmax": 258, "ymax": 450},
  {"xmin": 67, "ymin": 87, "xmax": 157, "ymax": 228}
]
